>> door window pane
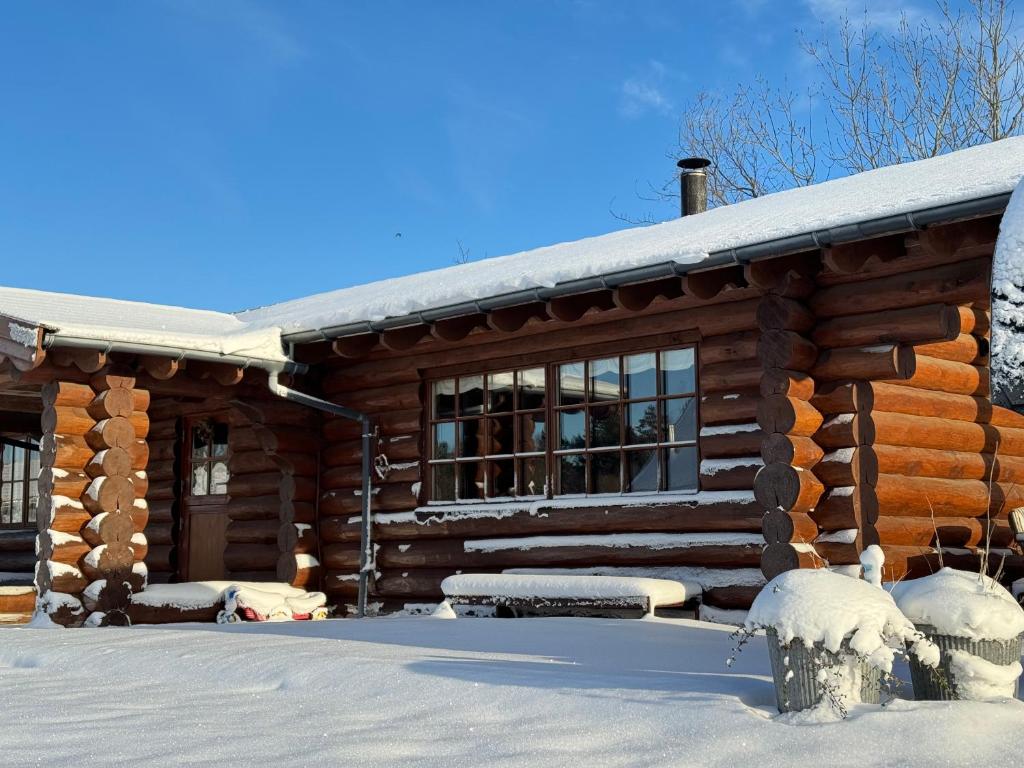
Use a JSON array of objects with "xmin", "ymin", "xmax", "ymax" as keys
[
  {"xmin": 661, "ymin": 348, "xmax": 696, "ymax": 394},
  {"xmin": 212, "ymin": 423, "xmax": 229, "ymax": 457},
  {"xmin": 663, "ymin": 397, "xmax": 697, "ymax": 443},
  {"xmin": 589, "ymin": 358, "xmax": 620, "ymax": 401},
  {"xmin": 211, "ymin": 462, "xmax": 229, "ymax": 494},
  {"xmin": 191, "ymin": 465, "xmax": 209, "ymax": 495},
  {"xmin": 625, "ymin": 353, "xmax": 657, "ymax": 400},
  {"xmin": 559, "ymin": 362, "xmax": 586, "ymax": 406}
]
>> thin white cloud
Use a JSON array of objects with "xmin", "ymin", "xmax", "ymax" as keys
[
  {"xmin": 619, "ymin": 59, "xmax": 682, "ymax": 119},
  {"xmin": 803, "ymin": 0, "xmax": 928, "ymax": 30}
]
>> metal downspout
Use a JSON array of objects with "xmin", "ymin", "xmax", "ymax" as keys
[{"xmin": 265, "ymin": 369, "xmax": 374, "ymax": 618}]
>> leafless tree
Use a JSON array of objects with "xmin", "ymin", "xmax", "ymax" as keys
[{"xmin": 677, "ymin": 0, "xmax": 1024, "ymax": 207}]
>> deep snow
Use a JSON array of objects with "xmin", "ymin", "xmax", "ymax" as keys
[{"xmin": 0, "ymin": 616, "xmax": 1021, "ymax": 767}]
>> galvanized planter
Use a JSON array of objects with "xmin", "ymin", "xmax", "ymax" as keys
[
  {"xmin": 765, "ymin": 628, "xmax": 883, "ymax": 713},
  {"xmin": 907, "ymin": 624, "xmax": 1024, "ymax": 701}
]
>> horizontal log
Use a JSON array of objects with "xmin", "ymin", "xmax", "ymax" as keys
[
  {"xmin": 324, "ymin": 434, "xmax": 420, "ymax": 468},
  {"xmin": 323, "ymin": 408, "xmax": 421, "ymax": 442},
  {"xmin": 378, "ymin": 538, "xmax": 764, "ymax": 570},
  {"xmin": 323, "ymin": 572, "xmax": 361, "ymax": 597},
  {"xmin": 40, "ymin": 405, "xmax": 96, "ymax": 436},
  {"xmin": 756, "ymin": 295, "xmax": 814, "ymax": 333},
  {"xmin": 871, "ymin": 443, "xmax": 1024, "ymax": 484},
  {"xmin": 760, "ymin": 434, "xmax": 824, "ymax": 469},
  {"xmin": 319, "ymin": 483, "xmax": 418, "ymax": 515},
  {"xmin": 320, "ymin": 381, "xmax": 421, "ymax": 412},
  {"xmin": 127, "ymin": 601, "xmax": 221, "ymax": 625},
  {"xmin": 701, "ymin": 427, "xmax": 764, "ymax": 459},
  {"xmin": 759, "ymin": 369, "xmax": 814, "ymax": 400},
  {"xmin": 322, "ymin": 543, "xmax": 361, "ymax": 570},
  {"xmin": 874, "ymin": 516, "xmax": 1013, "ymax": 548},
  {"xmin": 41, "ymin": 381, "xmax": 94, "ymax": 409},
  {"xmin": 756, "ymin": 395, "xmax": 823, "ymax": 437},
  {"xmin": 702, "ymin": 584, "xmax": 761, "ymax": 610},
  {"xmin": 810, "ymin": 486, "xmax": 877, "ymax": 529},
  {"xmin": 39, "ymin": 468, "xmax": 90, "ymax": 499},
  {"xmin": 46, "ymin": 500, "xmax": 91, "ymax": 535},
  {"xmin": 226, "ymin": 519, "xmax": 281, "ymax": 544},
  {"xmin": 700, "ymin": 459, "xmax": 761, "ymax": 491},
  {"xmin": 228, "ymin": 450, "xmax": 318, "ymax": 476},
  {"xmin": 222, "ymin": 543, "xmax": 279, "ymax": 571},
  {"xmin": 868, "ymin": 411, "xmax": 1024, "ymax": 456},
  {"xmin": 226, "ymin": 495, "xmax": 284, "ymax": 521},
  {"xmin": 753, "ymin": 463, "xmax": 825, "ymax": 513},
  {"xmin": 0, "ymin": 550, "xmax": 38, "ymax": 571},
  {"xmin": 86, "ymin": 388, "xmax": 134, "ymax": 420},
  {"xmin": 813, "ymin": 447, "xmax": 875, "ymax": 487},
  {"xmin": 700, "ymin": 330, "xmax": 759, "ymax": 365},
  {"xmin": 872, "ymin": 473, "xmax": 1024, "ymax": 518},
  {"xmin": 757, "ymin": 330, "xmax": 817, "ymax": 371},
  {"xmin": 912, "ymin": 334, "xmax": 987, "ymax": 364},
  {"xmin": 700, "ymin": 390, "xmax": 760, "ymax": 425},
  {"xmin": 811, "ymin": 303, "xmax": 961, "ymax": 348},
  {"xmin": 812, "ymin": 344, "xmax": 915, "ymax": 382},
  {"xmin": 700, "ymin": 359, "xmax": 763, "ymax": 393},
  {"xmin": 40, "ymin": 434, "xmax": 92, "ymax": 470},
  {"xmin": 887, "ymin": 355, "xmax": 987, "ymax": 396},
  {"xmin": 760, "ymin": 543, "xmax": 823, "ymax": 580}
]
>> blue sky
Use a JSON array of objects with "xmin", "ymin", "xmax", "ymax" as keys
[{"xmin": 0, "ymin": 0, "xmax": 929, "ymax": 312}]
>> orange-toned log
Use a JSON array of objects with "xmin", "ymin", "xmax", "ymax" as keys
[
  {"xmin": 809, "ymin": 487, "xmax": 878, "ymax": 529},
  {"xmin": 37, "ymin": 531, "xmax": 90, "ymax": 566},
  {"xmin": 85, "ymin": 417, "xmax": 135, "ymax": 451},
  {"xmin": 40, "ymin": 434, "xmax": 93, "ymax": 470},
  {"xmin": 874, "ymin": 516, "xmax": 1013, "ymax": 548},
  {"xmin": 47, "ymin": 501, "xmax": 92, "ymax": 535},
  {"xmin": 753, "ymin": 463, "xmax": 825, "ymax": 513},
  {"xmin": 812, "ymin": 447, "xmax": 877, "ymax": 486},
  {"xmin": 957, "ymin": 306, "xmax": 990, "ymax": 336},
  {"xmin": 757, "ymin": 330, "xmax": 818, "ymax": 371},
  {"xmin": 132, "ymin": 471, "xmax": 149, "ymax": 498},
  {"xmin": 80, "ymin": 543, "xmax": 135, "ymax": 581},
  {"xmin": 868, "ymin": 411, "xmax": 1024, "ymax": 456},
  {"xmin": 812, "ymin": 345, "xmax": 915, "ymax": 382},
  {"xmin": 40, "ymin": 406, "xmax": 96, "ymax": 436},
  {"xmin": 86, "ymin": 388, "xmax": 134, "ymax": 420},
  {"xmin": 760, "ymin": 369, "xmax": 814, "ymax": 400},
  {"xmin": 85, "ymin": 448, "xmax": 132, "ymax": 479},
  {"xmin": 912, "ymin": 334, "xmax": 987, "ymax": 364},
  {"xmin": 761, "ymin": 543, "xmax": 823, "ymax": 580},
  {"xmin": 811, "ymin": 303, "xmax": 961, "ymax": 349},
  {"xmin": 90, "ymin": 370, "xmax": 136, "ymax": 392},
  {"xmin": 762, "ymin": 509, "xmax": 819, "ymax": 545},
  {"xmin": 872, "ymin": 443, "xmax": 1024, "ymax": 484},
  {"xmin": 129, "ymin": 440, "xmax": 149, "ymax": 470},
  {"xmin": 39, "ymin": 468, "xmax": 90, "ymax": 499},
  {"xmin": 81, "ymin": 511, "xmax": 135, "ymax": 547},
  {"xmin": 760, "ymin": 433, "xmax": 824, "ymax": 469},
  {"xmin": 756, "ymin": 395, "xmax": 823, "ymax": 437},
  {"xmin": 129, "ymin": 411, "xmax": 150, "ymax": 439},
  {"xmin": 82, "ymin": 476, "xmax": 135, "ymax": 515},
  {"xmin": 41, "ymin": 380, "xmax": 94, "ymax": 409},
  {"xmin": 873, "ymin": 473, "xmax": 1024, "ymax": 518},
  {"xmin": 887, "ymin": 355, "xmax": 987, "ymax": 396}
]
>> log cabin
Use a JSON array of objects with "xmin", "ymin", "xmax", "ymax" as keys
[{"xmin": 3, "ymin": 137, "xmax": 1024, "ymax": 626}]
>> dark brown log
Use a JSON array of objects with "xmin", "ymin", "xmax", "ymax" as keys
[
  {"xmin": 700, "ymin": 459, "xmax": 761, "ymax": 491},
  {"xmin": 80, "ymin": 543, "xmax": 134, "ymax": 581},
  {"xmin": 82, "ymin": 579, "xmax": 132, "ymax": 614},
  {"xmin": 757, "ymin": 331, "xmax": 818, "ymax": 371},
  {"xmin": 703, "ymin": 584, "xmax": 762, "ymax": 610},
  {"xmin": 701, "ymin": 359, "xmax": 763, "ymax": 393},
  {"xmin": 322, "ymin": 543, "xmax": 361, "ymax": 569},
  {"xmin": 761, "ymin": 543, "xmax": 822, "ymax": 580},
  {"xmin": 701, "ymin": 427, "xmax": 764, "ymax": 459},
  {"xmin": 811, "ymin": 303, "xmax": 961, "ymax": 348},
  {"xmin": 226, "ymin": 519, "xmax": 281, "ymax": 543},
  {"xmin": 700, "ymin": 331, "xmax": 759, "ymax": 365},
  {"xmin": 760, "ymin": 433, "xmax": 824, "ymax": 469},
  {"xmin": 756, "ymin": 295, "xmax": 815, "ymax": 333},
  {"xmin": 186, "ymin": 361, "xmax": 245, "ymax": 386},
  {"xmin": 812, "ymin": 345, "xmax": 915, "ymax": 382},
  {"xmin": 227, "ymin": 450, "xmax": 318, "ymax": 476},
  {"xmin": 759, "ymin": 369, "xmax": 815, "ymax": 400},
  {"xmin": 333, "ymin": 333, "xmax": 380, "ymax": 358},
  {"xmin": 822, "ymin": 234, "xmax": 904, "ymax": 275},
  {"xmin": 756, "ymin": 395, "xmax": 823, "ymax": 437},
  {"xmin": 222, "ymin": 543, "xmax": 279, "ymax": 571},
  {"xmin": 813, "ymin": 447, "xmax": 877, "ymax": 486},
  {"xmin": 40, "ymin": 434, "xmax": 93, "ymax": 469},
  {"xmin": 612, "ymin": 280, "xmax": 683, "ymax": 313},
  {"xmin": 684, "ymin": 264, "xmax": 746, "ymax": 300},
  {"xmin": 486, "ymin": 302, "xmax": 550, "ymax": 333},
  {"xmin": 430, "ymin": 313, "xmax": 490, "ymax": 342},
  {"xmin": 762, "ymin": 509, "xmax": 819, "ymax": 544},
  {"xmin": 228, "ymin": 471, "xmax": 293, "ymax": 499},
  {"xmin": 381, "ymin": 324, "xmax": 432, "ymax": 352},
  {"xmin": 753, "ymin": 463, "xmax": 825, "ymax": 513},
  {"xmin": 127, "ymin": 602, "xmax": 221, "ymax": 625},
  {"xmin": 226, "ymin": 495, "xmax": 285, "ymax": 521},
  {"xmin": 145, "ymin": 544, "xmax": 174, "ymax": 572},
  {"xmin": 90, "ymin": 369, "xmax": 135, "ymax": 392},
  {"xmin": 701, "ymin": 390, "xmax": 761, "ymax": 425},
  {"xmin": 744, "ymin": 251, "xmax": 818, "ymax": 296},
  {"xmin": 39, "ymin": 467, "xmax": 90, "ymax": 499},
  {"xmin": 323, "ymin": 408, "xmax": 420, "ymax": 442}
]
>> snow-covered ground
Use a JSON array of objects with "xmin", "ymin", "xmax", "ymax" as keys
[{"xmin": 1, "ymin": 616, "xmax": 1021, "ymax": 767}]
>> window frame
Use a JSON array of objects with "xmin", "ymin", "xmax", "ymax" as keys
[
  {"xmin": 0, "ymin": 436, "xmax": 39, "ymax": 529},
  {"xmin": 182, "ymin": 417, "xmax": 231, "ymax": 504},
  {"xmin": 424, "ymin": 333, "xmax": 700, "ymax": 503}
]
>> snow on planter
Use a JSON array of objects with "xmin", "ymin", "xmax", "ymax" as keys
[
  {"xmin": 743, "ymin": 568, "xmax": 937, "ymax": 715},
  {"xmin": 892, "ymin": 568, "xmax": 1024, "ymax": 700}
]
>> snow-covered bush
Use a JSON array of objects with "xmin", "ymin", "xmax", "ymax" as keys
[
  {"xmin": 732, "ymin": 568, "xmax": 937, "ymax": 716},
  {"xmin": 893, "ymin": 568, "xmax": 1024, "ymax": 701}
]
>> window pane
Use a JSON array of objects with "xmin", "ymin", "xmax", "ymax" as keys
[
  {"xmin": 488, "ymin": 415, "xmax": 515, "ymax": 456},
  {"xmin": 558, "ymin": 454, "xmax": 586, "ymax": 494},
  {"xmin": 432, "ymin": 463, "xmax": 455, "ymax": 502},
  {"xmin": 519, "ymin": 413, "xmax": 546, "ymax": 453},
  {"xmin": 12, "ymin": 483, "xmax": 23, "ymax": 515},
  {"xmin": 212, "ymin": 423, "xmax": 229, "ymax": 457},
  {"xmin": 518, "ymin": 368, "xmax": 546, "ymax": 410},
  {"xmin": 625, "ymin": 353, "xmax": 657, "ymax": 400},
  {"xmin": 626, "ymin": 401, "xmax": 658, "ymax": 445},
  {"xmin": 558, "ymin": 362, "xmax": 586, "ymax": 406},
  {"xmin": 589, "ymin": 404, "xmax": 620, "ymax": 448},
  {"xmin": 459, "ymin": 375, "xmax": 485, "ymax": 416},
  {"xmin": 1, "ymin": 445, "xmax": 12, "ymax": 481},
  {"xmin": 30, "ymin": 451, "xmax": 39, "ymax": 475},
  {"xmin": 210, "ymin": 462, "xmax": 229, "ymax": 494},
  {"xmin": 589, "ymin": 358, "xmax": 620, "ymax": 402},
  {"xmin": 627, "ymin": 449, "xmax": 659, "ymax": 493},
  {"xmin": 433, "ymin": 379, "xmax": 456, "ymax": 419},
  {"xmin": 12, "ymin": 450, "xmax": 23, "ymax": 483},
  {"xmin": 661, "ymin": 348, "xmax": 696, "ymax": 394},
  {"xmin": 457, "ymin": 462, "xmax": 484, "ymax": 500},
  {"xmin": 558, "ymin": 409, "xmax": 586, "ymax": 450},
  {"xmin": 191, "ymin": 465, "xmax": 209, "ymax": 496},
  {"xmin": 27, "ymin": 489, "xmax": 37, "ymax": 523},
  {"xmin": 590, "ymin": 452, "xmax": 621, "ymax": 494},
  {"xmin": 487, "ymin": 372, "xmax": 514, "ymax": 413},
  {"xmin": 487, "ymin": 459, "xmax": 515, "ymax": 497},
  {"xmin": 663, "ymin": 397, "xmax": 697, "ymax": 443},
  {"xmin": 459, "ymin": 419, "xmax": 484, "ymax": 458},
  {"xmin": 665, "ymin": 446, "xmax": 698, "ymax": 491},
  {"xmin": 520, "ymin": 457, "xmax": 546, "ymax": 496},
  {"xmin": 433, "ymin": 422, "xmax": 456, "ymax": 459},
  {"xmin": 192, "ymin": 426, "xmax": 210, "ymax": 460}
]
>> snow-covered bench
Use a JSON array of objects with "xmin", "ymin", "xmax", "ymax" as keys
[{"xmin": 440, "ymin": 574, "xmax": 698, "ymax": 619}]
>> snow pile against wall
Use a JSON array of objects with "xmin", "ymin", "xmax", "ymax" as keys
[
  {"xmin": 992, "ymin": 176, "xmax": 1024, "ymax": 405},
  {"xmin": 238, "ymin": 137, "xmax": 1024, "ymax": 335}
]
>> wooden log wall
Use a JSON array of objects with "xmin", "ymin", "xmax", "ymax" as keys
[
  {"xmin": 316, "ymin": 288, "xmax": 770, "ymax": 613},
  {"xmin": 35, "ymin": 372, "xmax": 149, "ymax": 626},
  {"xmin": 797, "ymin": 216, "xmax": 1024, "ymax": 582}
]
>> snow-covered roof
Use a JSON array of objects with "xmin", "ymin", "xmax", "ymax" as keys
[
  {"xmin": 4, "ymin": 137, "xmax": 1024, "ymax": 361},
  {"xmin": 238, "ymin": 137, "xmax": 1024, "ymax": 337},
  {"xmin": 0, "ymin": 286, "xmax": 287, "ymax": 363}
]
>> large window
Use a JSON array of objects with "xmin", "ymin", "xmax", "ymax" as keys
[
  {"xmin": 187, "ymin": 420, "xmax": 230, "ymax": 496},
  {"xmin": 1, "ymin": 437, "xmax": 39, "ymax": 528},
  {"xmin": 427, "ymin": 346, "xmax": 698, "ymax": 501}
]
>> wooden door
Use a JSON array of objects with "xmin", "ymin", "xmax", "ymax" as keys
[{"xmin": 179, "ymin": 418, "xmax": 231, "ymax": 582}]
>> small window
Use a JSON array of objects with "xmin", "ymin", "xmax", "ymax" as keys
[
  {"xmin": 429, "ymin": 369, "xmax": 547, "ymax": 501},
  {"xmin": 188, "ymin": 421, "xmax": 229, "ymax": 496},
  {"xmin": 0, "ymin": 437, "xmax": 39, "ymax": 528}
]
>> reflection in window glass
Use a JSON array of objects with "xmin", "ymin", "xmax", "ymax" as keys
[
  {"xmin": 626, "ymin": 401, "xmax": 658, "ymax": 445},
  {"xmin": 661, "ymin": 348, "xmax": 696, "ymax": 394},
  {"xmin": 625, "ymin": 353, "xmax": 657, "ymax": 400},
  {"xmin": 487, "ymin": 459, "xmax": 515, "ymax": 497},
  {"xmin": 559, "ymin": 362, "xmax": 586, "ymax": 406},
  {"xmin": 519, "ymin": 413, "xmax": 546, "ymax": 453},
  {"xmin": 459, "ymin": 420, "xmax": 484, "ymax": 458},
  {"xmin": 459, "ymin": 375, "xmax": 485, "ymax": 416},
  {"xmin": 488, "ymin": 372, "xmax": 514, "ymax": 413},
  {"xmin": 591, "ymin": 452, "xmax": 621, "ymax": 493},
  {"xmin": 627, "ymin": 449, "xmax": 659, "ymax": 493},
  {"xmin": 666, "ymin": 445, "xmax": 699, "ymax": 491},
  {"xmin": 559, "ymin": 454, "xmax": 586, "ymax": 494},
  {"xmin": 589, "ymin": 358, "xmax": 620, "ymax": 401},
  {"xmin": 458, "ymin": 463, "xmax": 484, "ymax": 500},
  {"xmin": 558, "ymin": 410, "xmax": 586, "ymax": 450},
  {"xmin": 663, "ymin": 397, "xmax": 698, "ymax": 443},
  {"xmin": 433, "ymin": 379, "xmax": 456, "ymax": 419},
  {"xmin": 432, "ymin": 463, "xmax": 455, "ymax": 501},
  {"xmin": 518, "ymin": 368, "xmax": 546, "ymax": 409},
  {"xmin": 520, "ymin": 457, "xmax": 546, "ymax": 496},
  {"xmin": 589, "ymin": 405, "xmax": 620, "ymax": 448},
  {"xmin": 433, "ymin": 422, "xmax": 455, "ymax": 459}
]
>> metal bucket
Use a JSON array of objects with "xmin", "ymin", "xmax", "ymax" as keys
[
  {"xmin": 908, "ymin": 625, "xmax": 1023, "ymax": 701},
  {"xmin": 765, "ymin": 628, "xmax": 882, "ymax": 713}
]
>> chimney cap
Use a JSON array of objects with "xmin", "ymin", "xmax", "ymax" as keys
[{"xmin": 677, "ymin": 157, "xmax": 711, "ymax": 171}]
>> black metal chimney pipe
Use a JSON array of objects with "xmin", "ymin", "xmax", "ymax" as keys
[{"xmin": 677, "ymin": 157, "xmax": 710, "ymax": 216}]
